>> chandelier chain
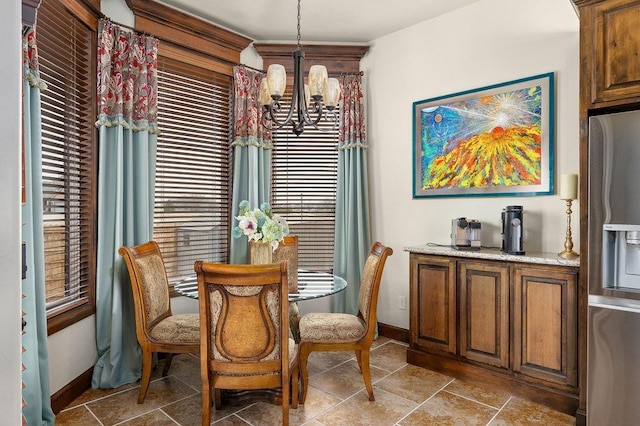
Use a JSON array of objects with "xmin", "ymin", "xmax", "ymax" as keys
[{"xmin": 296, "ymin": 0, "xmax": 301, "ymax": 48}]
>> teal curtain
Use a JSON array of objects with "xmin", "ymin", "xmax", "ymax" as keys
[
  {"xmin": 230, "ymin": 66, "xmax": 272, "ymax": 263},
  {"xmin": 21, "ymin": 27, "xmax": 55, "ymax": 426},
  {"xmin": 332, "ymin": 74, "xmax": 372, "ymax": 314},
  {"xmin": 92, "ymin": 19, "xmax": 159, "ymax": 388}
]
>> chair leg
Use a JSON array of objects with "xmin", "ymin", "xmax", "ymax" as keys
[
  {"xmin": 360, "ymin": 349, "xmax": 375, "ymax": 401},
  {"xmin": 214, "ymin": 388, "xmax": 222, "ymax": 410},
  {"xmin": 355, "ymin": 349, "xmax": 363, "ymax": 371},
  {"xmin": 201, "ymin": 380, "xmax": 211, "ymax": 426},
  {"xmin": 298, "ymin": 345, "xmax": 311, "ymax": 404},
  {"xmin": 282, "ymin": 375, "xmax": 290, "ymax": 426},
  {"xmin": 291, "ymin": 361, "xmax": 299, "ymax": 409},
  {"xmin": 162, "ymin": 353, "xmax": 174, "ymax": 377},
  {"xmin": 138, "ymin": 349, "xmax": 153, "ymax": 404}
]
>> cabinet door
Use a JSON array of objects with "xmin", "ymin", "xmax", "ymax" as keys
[
  {"xmin": 512, "ymin": 266, "xmax": 578, "ymax": 387},
  {"xmin": 459, "ymin": 261, "xmax": 509, "ymax": 369},
  {"xmin": 410, "ymin": 254, "xmax": 456, "ymax": 354},
  {"xmin": 579, "ymin": 0, "xmax": 640, "ymax": 106}
]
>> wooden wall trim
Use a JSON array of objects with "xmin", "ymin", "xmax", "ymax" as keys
[
  {"xmin": 377, "ymin": 322, "xmax": 410, "ymax": 344},
  {"xmin": 125, "ymin": 0, "xmax": 252, "ymax": 65},
  {"xmin": 253, "ymin": 43, "xmax": 370, "ymax": 75},
  {"xmin": 50, "ymin": 366, "xmax": 93, "ymax": 414}
]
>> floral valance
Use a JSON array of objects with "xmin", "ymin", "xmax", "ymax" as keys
[
  {"xmin": 339, "ymin": 74, "xmax": 368, "ymax": 150},
  {"xmin": 22, "ymin": 27, "xmax": 46, "ymax": 90},
  {"xmin": 231, "ymin": 66, "xmax": 272, "ymax": 149},
  {"xmin": 95, "ymin": 19, "xmax": 159, "ymax": 134}
]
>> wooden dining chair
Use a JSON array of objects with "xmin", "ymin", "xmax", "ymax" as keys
[
  {"xmin": 195, "ymin": 261, "xmax": 298, "ymax": 426},
  {"xmin": 297, "ymin": 241, "xmax": 393, "ymax": 403},
  {"xmin": 118, "ymin": 241, "xmax": 200, "ymax": 404}
]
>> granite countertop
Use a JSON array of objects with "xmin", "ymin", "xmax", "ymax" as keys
[{"xmin": 403, "ymin": 244, "xmax": 580, "ymax": 267}]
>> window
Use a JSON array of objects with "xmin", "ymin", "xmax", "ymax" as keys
[
  {"xmin": 37, "ymin": 0, "xmax": 97, "ymax": 332},
  {"xmin": 271, "ymin": 98, "xmax": 339, "ymax": 273},
  {"xmin": 154, "ymin": 57, "xmax": 233, "ymax": 283}
]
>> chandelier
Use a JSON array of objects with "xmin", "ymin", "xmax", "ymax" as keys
[{"xmin": 259, "ymin": 0, "xmax": 341, "ymax": 136}]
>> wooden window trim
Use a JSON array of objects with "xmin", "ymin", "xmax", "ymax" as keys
[{"xmin": 125, "ymin": 0, "xmax": 252, "ymax": 66}]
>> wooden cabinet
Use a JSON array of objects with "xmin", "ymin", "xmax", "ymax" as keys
[
  {"xmin": 408, "ymin": 250, "xmax": 579, "ymax": 416},
  {"xmin": 410, "ymin": 255, "xmax": 456, "ymax": 354},
  {"xmin": 575, "ymin": 0, "xmax": 640, "ymax": 108},
  {"xmin": 572, "ymin": 0, "xmax": 640, "ymax": 422},
  {"xmin": 459, "ymin": 260, "xmax": 509, "ymax": 369},
  {"xmin": 512, "ymin": 265, "xmax": 578, "ymax": 387}
]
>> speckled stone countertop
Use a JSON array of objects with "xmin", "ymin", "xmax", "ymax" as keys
[{"xmin": 403, "ymin": 244, "xmax": 580, "ymax": 267}]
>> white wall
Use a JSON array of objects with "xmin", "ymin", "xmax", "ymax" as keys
[
  {"xmin": 0, "ymin": 0, "xmax": 24, "ymax": 423},
  {"xmin": 362, "ymin": 0, "xmax": 580, "ymax": 329}
]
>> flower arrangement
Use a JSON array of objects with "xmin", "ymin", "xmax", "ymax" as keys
[{"xmin": 232, "ymin": 200, "xmax": 289, "ymax": 250}]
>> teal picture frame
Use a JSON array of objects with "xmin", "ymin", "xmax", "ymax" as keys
[{"xmin": 412, "ymin": 72, "xmax": 555, "ymax": 198}]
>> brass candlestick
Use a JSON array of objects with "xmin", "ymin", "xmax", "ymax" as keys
[{"xmin": 558, "ymin": 199, "xmax": 579, "ymax": 259}]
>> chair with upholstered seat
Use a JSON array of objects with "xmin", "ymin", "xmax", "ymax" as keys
[
  {"xmin": 195, "ymin": 260, "xmax": 298, "ymax": 426},
  {"xmin": 298, "ymin": 241, "xmax": 393, "ymax": 403},
  {"xmin": 118, "ymin": 240, "xmax": 200, "ymax": 404}
]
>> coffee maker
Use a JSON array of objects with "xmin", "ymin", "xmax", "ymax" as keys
[{"xmin": 501, "ymin": 205, "xmax": 525, "ymax": 255}]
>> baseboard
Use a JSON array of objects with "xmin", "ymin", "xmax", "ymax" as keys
[
  {"xmin": 378, "ymin": 322, "xmax": 409, "ymax": 343},
  {"xmin": 50, "ymin": 366, "xmax": 93, "ymax": 414}
]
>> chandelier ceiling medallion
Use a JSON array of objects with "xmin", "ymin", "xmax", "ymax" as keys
[{"xmin": 259, "ymin": 0, "xmax": 341, "ymax": 136}]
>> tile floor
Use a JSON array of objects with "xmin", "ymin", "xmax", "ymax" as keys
[{"xmin": 55, "ymin": 338, "xmax": 576, "ymax": 425}]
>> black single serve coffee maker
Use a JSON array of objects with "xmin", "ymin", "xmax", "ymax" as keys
[{"xmin": 501, "ymin": 205, "xmax": 525, "ymax": 255}]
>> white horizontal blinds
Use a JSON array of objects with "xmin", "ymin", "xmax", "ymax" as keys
[
  {"xmin": 37, "ymin": 0, "xmax": 96, "ymax": 316},
  {"xmin": 154, "ymin": 57, "xmax": 232, "ymax": 282},
  {"xmin": 271, "ymin": 94, "xmax": 339, "ymax": 273}
]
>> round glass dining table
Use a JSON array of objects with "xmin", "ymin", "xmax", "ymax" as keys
[{"xmin": 173, "ymin": 269, "xmax": 347, "ymax": 302}]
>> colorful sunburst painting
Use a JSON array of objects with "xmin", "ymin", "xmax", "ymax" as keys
[{"xmin": 412, "ymin": 73, "xmax": 554, "ymax": 198}]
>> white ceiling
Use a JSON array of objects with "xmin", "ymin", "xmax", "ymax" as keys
[{"xmin": 155, "ymin": 0, "xmax": 482, "ymax": 43}]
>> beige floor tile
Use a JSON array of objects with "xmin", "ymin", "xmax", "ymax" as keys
[
  {"xmin": 87, "ymin": 376, "xmax": 197, "ymax": 425},
  {"xmin": 489, "ymin": 397, "xmax": 576, "ymax": 425},
  {"xmin": 400, "ymin": 391, "xmax": 498, "ymax": 425},
  {"xmin": 370, "ymin": 342, "xmax": 409, "ymax": 372},
  {"xmin": 375, "ymin": 364, "xmax": 452, "ymax": 403},
  {"xmin": 55, "ymin": 405, "xmax": 102, "ymax": 425},
  {"xmin": 443, "ymin": 378, "xmax": 511, "ymax": 409},
  {"xmin": 308, "ymin": 359, "xmax": 389, "ymax": 400},
  {"xmin": 304, "ymin": 350, "xmax": 355, "ymax": 377},
  {"xmin": 55, "ymin": 339, "xmax": 577, "ymax": 426},
  {"xmin": 315, "ymin": 388, "xmax": 418, "ymax": 426},
  {"xmin": 119, "ymin": 409, "xmax": 179, "ymax": 425}
]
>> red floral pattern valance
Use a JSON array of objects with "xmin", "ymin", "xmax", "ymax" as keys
[
  {"xmin": 339, "ymin": 74, "xmax": 367, "ymax": 150},
  {"xmin": 96, "ymin": 19, "xmax": 159, "ymax": 134},
  {"xmin": 22, "ymin": 27, "xmax": 46, "ymax": 90},
  {"xmin": 231, "ymin": 66, "xmax": 272, "ymax": 148}
]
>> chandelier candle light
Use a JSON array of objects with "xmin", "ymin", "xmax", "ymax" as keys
[
  {"xmin": 558, "ymin": 173, "xmax": 579, "ymax": 259},
  {"xmin": 259, "ymin": 0, "xmax": 341, "ymax": 136}
]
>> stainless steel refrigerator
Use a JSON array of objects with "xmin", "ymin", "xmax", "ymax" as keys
[{"xmin": 588, "ymin": 111, "xmax": 640, "ymax": 425}]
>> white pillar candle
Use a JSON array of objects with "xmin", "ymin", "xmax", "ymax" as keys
[{"xmin": 559, "ymin": 173, "xmax": 578, "ymax": 200}]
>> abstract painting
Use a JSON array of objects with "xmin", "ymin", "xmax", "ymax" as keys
[{"xmin": 412, "ymin": 72, "xmax": 554, "ymax": 198}]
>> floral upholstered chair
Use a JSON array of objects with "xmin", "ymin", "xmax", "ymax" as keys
[
  {"xmin": 118, "ymin": 241, "xmax": 200, "ymax": 403},
  {"xmin": 297, "ymin": 242, "xmax": 393, "ymax": 403},
  {"xmin": 195, "ymin": 261, "xmax": 298, "ymax": 426}
]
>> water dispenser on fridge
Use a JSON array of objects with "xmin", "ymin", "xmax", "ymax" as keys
[{"xmin": 602, "ymin": 224, "xmax": 640, "ymax": 291}]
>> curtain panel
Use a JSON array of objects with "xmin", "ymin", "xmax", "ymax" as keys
[
  {"xmin": 21, "ymin": 26, "xmax": 55, "ymax": 426},
  {"xmin": 332, "ymin": 74, "xmax": 372, "ymax": 315},
  {"xmin": 92, "ymin": 19, "xmax": 159, "ymax": 389},
  {"xmin": 229, "ymin": 66, "xmax": 272, "ymax": 263}
]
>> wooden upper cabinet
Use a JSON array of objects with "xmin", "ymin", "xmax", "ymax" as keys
[
  {"xmin": 458, "ymin": 261, "xmax": 509, "ymax": 369},
  {"xmin": 575, "ymin": 0, "xmax": 640, "ymax": 107}
]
